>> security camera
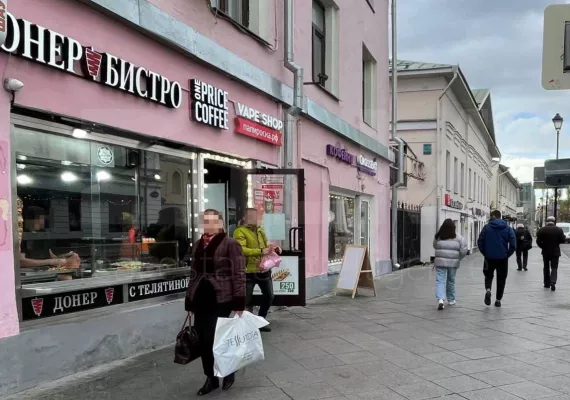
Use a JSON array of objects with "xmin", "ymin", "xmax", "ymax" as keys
[{"xmin": 4, "ymin": 78, "xmax": 24, "ymax": 92}]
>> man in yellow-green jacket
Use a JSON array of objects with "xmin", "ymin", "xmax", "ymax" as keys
[{"xmin": 233, "ymin": 208, "xmax": 278, "ymax": 332}]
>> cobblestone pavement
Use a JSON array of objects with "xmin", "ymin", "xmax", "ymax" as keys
[{"xmin": 7, "ymin": 248, "xmax": 570, "ymax": 400}]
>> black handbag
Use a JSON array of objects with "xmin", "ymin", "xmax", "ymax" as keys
[{"xmin": 174, "ymin": 313, "xmax": 200, "ymax": 365}]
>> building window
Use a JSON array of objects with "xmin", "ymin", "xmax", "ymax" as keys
[
  {"xmin": 328, "ymin": 194, "xmax": 355, "ymax": 263},
  {"xmin": 468, "ymin": 168, "xmax": 472, "ymax": 199},
  {"xmin": 171, "ymin": 171, "xmax": 183, "ymax": 196},
  {"xmin": 460, "ymin": 163, "xmax": 465, "ymax": 197},
  {"xmin": 362, "ymin": 44, "xmax": 377, "ymax": 127},
  {"xmin": 454, "ymin": 157, "xmax": 458, "ymax": 194},
  {"xmin": 446, "ymin": 151, "xmax": 451, "ymax": 191},
  {"xmin": 218, "ymin": 0, "xmax": 250, "ymax": 28},
  {"xmin": 474, "ymin": 173, "xmax": 477, "ymax": 203},
  {"xmin": 312, "ymin": 0, "xmax": 327, "ymax": 86}
]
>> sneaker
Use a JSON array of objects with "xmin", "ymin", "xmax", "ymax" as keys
[
  {"xmin": 260, "ymin": 326, "xmax": 272, "ymax": 333},
  {"xmin": 517, "ymin": 268, "xmax": 522, "ymax": 271},
  {"xmin": 523, "ymin": 268, "xmax": 528, "ymax": 271},
  {"xmin": 551, "ymin": 284, "xmax": 556, "ymax": 292},
  {"xmin": 484, "ymin": 291, "xmax": 492, "ymax": 306},
  {"xmin": 438, "ymin": 300, "xmax": 445, "ymax": 310},
  {"xmin": 544, "ymin": 285, "xmax": 551, "ymax": 288},
  {"xmin": 495, "ymin": 300, "xmax": 502, "ymax": 307},
  {"xmin": 448, "ymin": 300, "xmax": 456, "ymax": 306}
]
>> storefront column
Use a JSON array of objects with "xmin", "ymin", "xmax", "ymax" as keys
[{"xmin": 0, "ymin": 52, "xmax": 19, "ymax": 339}]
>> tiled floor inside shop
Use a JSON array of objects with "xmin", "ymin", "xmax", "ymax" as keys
[{"xmin": 7, "ymin": 247, "xmax": 570, "ymax": 400}]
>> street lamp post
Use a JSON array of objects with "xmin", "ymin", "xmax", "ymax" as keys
[{"xmin": 553, "ymin": 113, "xmax": 563, "ymax": 221}]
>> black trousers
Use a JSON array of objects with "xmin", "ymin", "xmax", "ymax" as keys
[
  {"xmin": 483, "ymin": 259, "xmax": 509, "ymax": 300},
  {"xmin": 245, "ymin": 272, "xmax": 274, "ymax": 319},
  {"xmin": 543, "ymin": 256, "xmax": 560, "ymax": 286},
  {"xmin": 193, "ymin": 281, "xmax": 233, "ymax": 377},
  {"xmin": 516, "ymin": 249, "xmax": 528, "ymax": 269}
]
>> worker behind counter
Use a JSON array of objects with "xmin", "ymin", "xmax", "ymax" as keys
[{"xmin": 20, "ymin": 205, "xmax": 80, "ymax": 275}]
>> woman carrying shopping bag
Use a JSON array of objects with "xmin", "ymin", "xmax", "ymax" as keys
[
  {"xmin": 433, "ymin": 219, "xmax": 468, "ymax": 310},
  {"xmin": 184, "ymin": 209, "xmax": 246, "ymax": 396}
]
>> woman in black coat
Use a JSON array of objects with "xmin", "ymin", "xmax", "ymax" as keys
[{"xmin": 184, "ymin": 209, "xmax": 246, "ymax": 396}]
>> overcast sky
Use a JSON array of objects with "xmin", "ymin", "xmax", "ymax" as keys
[{"xmin": 397, "ymin": 0, "xmax": 570, "ymax": 183}]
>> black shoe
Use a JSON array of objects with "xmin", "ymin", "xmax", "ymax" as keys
[
  {"xmin": 524, "ymin": 268, "xmax": 528, "ymax": 271},
  {"xmin": 517, "ymin": 268, "xmax": 522, "ymax": 271},
  {"xmin": 222, "ymin": 374, "xmax": 235, "ymax": 391},
  {"xmin": 438, "ymin": 300, "xmax": 445, "ymax": 310},
  {"xmin": 551, "ymin": 284, "xmax": 556, "ymax": 292},
  {"xmin": 544, "ymin": 285, "xmax": 551, "ymax": 288},
  {"xmin": 495, "ymin": 300, "xmax": 502, "ymax": 307},
  {"xmin": 260, "ymin": 326, "xmax": 272, "ymax": 333},
  {"xmin": 198, "ymin": 377, "xmax": 219, "ymax": 396},
  {"xmin": 485, "ymin": 291, "xmax": 491, "ymax": 306}
]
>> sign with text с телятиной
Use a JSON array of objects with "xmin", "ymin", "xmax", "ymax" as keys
[
  {"xmin": 128, "ymin": 276, "xmax": 189, "ymax": 301},
  {"xmin": 190, "ymin": 79, "xmax": 229, "ymax": 129},
  {"xmin": 0, "ymin": 13, "xmax": 182, "ymax": 108}
]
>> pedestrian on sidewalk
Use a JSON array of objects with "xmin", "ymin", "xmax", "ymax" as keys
[
  {"xmin": 515, "ymin": 223, "xmax": 532, "ymax": 271},
  {"xmin": 185, "ymin": 209, "xmax": 246, "ymax": 396},
  {"xmin": 233, "ymin": 208, "xmax": 280, "ymax": 332},
  {"xmin": 433, "ymin": 219, "xmax": 468, "ymax": 310},
  {"xmin": 478, "ymin": 210, "xmax": 516, "ymax": 308},
  {"xmin": 536, "ymin": 216, "xmax": 566, "ymax": 292}
]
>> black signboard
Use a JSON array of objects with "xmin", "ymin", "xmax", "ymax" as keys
[
  {"xmin": 190, "ymin": 79, "xmax": 229, "ymax": 129},
  {"xmin": 128, "ymin": 276, "xmax": 189, "ymax": 302},
  {"xmin": 22, "ymin": 285, "xmax": 124, "ymax": 320}
]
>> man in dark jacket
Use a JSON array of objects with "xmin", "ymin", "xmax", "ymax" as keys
[
  {"xmin": 478, "ymin": 210, "xmax": 516, "ymax": 307},
  {"xmin": 537, "ymin": 216, "xmax": 566, "ymax": 291},
  {"xmin": 515, "ymin": 224, "xmax": 532, "ymax": 271}
]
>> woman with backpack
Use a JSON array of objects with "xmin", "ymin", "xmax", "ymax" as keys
[{"xmin": 433, "ymin": 219, "xmax": 468, "ymax": 310}]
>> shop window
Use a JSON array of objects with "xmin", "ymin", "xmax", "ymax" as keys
[
  {"xmin": 328, "ymin": 194, "xmax": 355, "ymax": 263},
  {"xmin": 362, "ymin": 44, "xmax": 377, "ymax": 127},
  {"xmin": 14, "ymin": 126, "xmax": 195, "ymax": 310}
]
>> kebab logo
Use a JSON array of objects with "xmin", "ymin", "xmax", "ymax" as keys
[
  {"xmin": 83, "ymin": 47, "xmax": 103, "ymax": 80},
  {"xmin": 31, "ymin": 297, "xmax": 44, "ymax": 317},
  {"xmin": 104, "ymin": 288, "xmax": 115, "ymax": 305},
  {"xmin": 97, "ymin": 146, "xmax": 114, "ymax": 165}
]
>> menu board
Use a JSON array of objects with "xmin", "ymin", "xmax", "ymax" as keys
[{"xmin": 253, "ymin": 175, "xmax": 284, "ymax": 214}]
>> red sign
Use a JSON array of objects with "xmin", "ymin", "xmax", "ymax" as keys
[
  {"xmin": 444, "ymin": 193, "xmax": 451, "ymax": 207},
  {"xmin": 235, "ymin": 117, "xmax": 282, "ymax": 146},
  {"xmin": 84, "ymin": 47, "xmax": 103, "ymax": 79},
  {"xmin": 31, "ymin": 298, "xmax": 43, "ymax": 317},
  {"xmin": 105, "ymin": 287, "xmax": 115, "ymax": 304}
]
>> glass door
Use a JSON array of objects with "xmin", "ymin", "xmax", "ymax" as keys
[
  {"xmin": 360, "ymin": 199, "xmax": 370, "ymax": 249},
  {"xmin": 235, "ymin": 168, "xmax": 306, "ymax": 307}
]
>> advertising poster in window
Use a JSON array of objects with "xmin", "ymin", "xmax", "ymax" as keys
[
  {"xmin": 253, "ymin": 256, "xmax": 299, "ymax": 295},
  {"xmin": 253, "ymin": 175, "xmax": 284, "ymax": 214}
]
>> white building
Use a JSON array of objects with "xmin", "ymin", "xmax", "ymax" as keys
[
  {"xmin": 392, "ymin": 61, "xmax": 501, "ymax": 261},
  {"xmin": 491, "ymin": 164, "xmax": 521, "ymax": 226}
]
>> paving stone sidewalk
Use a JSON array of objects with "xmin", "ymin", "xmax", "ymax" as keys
[{"xmin": 7, "ymin": 247, "xmax": 570, "ymax": 400}]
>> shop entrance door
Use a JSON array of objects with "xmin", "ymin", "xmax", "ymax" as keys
[{"xmin": 235, "ymin": 168, "xmax": 306, "ymax": 307}]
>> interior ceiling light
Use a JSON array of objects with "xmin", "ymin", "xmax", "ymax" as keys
[
  {"xmin": 154, "ymin": 174, "xmax": 161, "ymax": 180},
  {"xmin": 61, "ymin": 160, "xmax": 73, "ymax": 166},
  {"xmin": 17, "ymin": 174, "xmax": 32, "ymax": 185},
  {"xmin": 96, "ymin": 170, "xmax": 111, "ymax": 181},
  {"xmin": 72, "ymin": 128, "xmax": 88, "ymax": 138},
  {"xmin": 61, "ymin": 171, "xmax": 78, "ymax": 182}
]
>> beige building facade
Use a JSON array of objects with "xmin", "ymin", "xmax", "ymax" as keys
[
  {"xmin": 491, "ymin": 164, "xmax": 521, "ymax": 226},
  {"xmin": 393, "ymin": 61, "xmax": 501, "ymax": 261}
]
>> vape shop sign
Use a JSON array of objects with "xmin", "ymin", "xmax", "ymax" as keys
[
  {"xmin": 234, "ymin": 103, "xmax": 283, "ymax": 146},
  {"xmin": 444, "ymin": 194, "xmax": 463, "ymax": 210},
  {"xmin": 22, "ymin": 285, "xmax": 123, "ymax": 320}
]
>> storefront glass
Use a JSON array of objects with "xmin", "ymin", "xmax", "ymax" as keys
[
  {"xmin": 328, "ymin": 194, "xmax": 355, "ymax": 263},
  {"xmin": 14, "ymin": 126, "xmax": 194, "ymax": 308}
]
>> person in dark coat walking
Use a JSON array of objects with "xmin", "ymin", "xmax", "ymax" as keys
[
  {"xmin": 185, "ymin": 209, "xmax": 246, "ymax": 396},
  {"xmin": 478, "ymin": 210, "xmax": 516, "ymax": 307},
  {"xmin": 537, "ymin": 216, "xmax": 566, "ymax": 292},
  {"xmin": 515, "ymin": 223, "xmax": 532, "ymax": 271}
]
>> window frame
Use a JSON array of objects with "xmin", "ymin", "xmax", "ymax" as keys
[
  {"xmin": 312, "ymin": 0, "xmax": 327, "ymax": 86},
  {"xmin": 445, "ymin": 151, "xmax": 451, "ymax": 191},
  {"xmin": 454, "ymin": 157, "xmax": 458, "ymax": 194},
  {"xmin": 328, "ymin": 192, "xmax": 356, "ymax": 265},
  {"xmin": 218, "ymin": 0, "xmax": 250, "ymax": 28}
]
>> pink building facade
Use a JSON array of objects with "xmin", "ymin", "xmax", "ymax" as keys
[{"xmin": 0, "ymin": 0, "xmax": 391, "ymax": 394}]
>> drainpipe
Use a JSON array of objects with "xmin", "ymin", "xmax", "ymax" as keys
[
  {"xmin": 283, "ymin": 0, "xmax": 303, "ymax": 250},
  {"xmin": 284, "ymin": 0, "xmax": 303, "ymax": 168},
  {"xmin": 390, "ymin": 0, "xmax": 404, "ymax": 269},
  {"xmin": 435, "ymin": 70, "xmax": 458, "ymax": 230}
]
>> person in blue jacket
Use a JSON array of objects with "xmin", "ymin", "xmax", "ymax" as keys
[{"xmin": 477, "ymin": 210, "xmax": 516, "ymax": 308}]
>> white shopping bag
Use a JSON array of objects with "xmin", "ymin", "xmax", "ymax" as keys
[{"xmin": 213, "ymin": 311, "xmax": 269, "ymax": 378}]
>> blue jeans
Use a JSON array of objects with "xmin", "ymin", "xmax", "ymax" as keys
[{"xmin": 435, "ymin": 267, "xmax": 457, "ymax": 302}]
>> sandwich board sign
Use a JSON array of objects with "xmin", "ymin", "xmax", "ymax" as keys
[{"xmin": 334, "ymin": 245, "xmax": 376, "ymax": 298}]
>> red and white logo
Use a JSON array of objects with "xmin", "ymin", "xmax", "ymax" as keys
[
  {"xmin": 31, "ymin": 298, "xmax": 44, "ymax": 317},
  {"xmin": 83, "ymin": 47, "xmax": 102, "ymax": 80},
  {"xmin": 105, "ymin": 288, "xmax": 114, "ymax": 304}
]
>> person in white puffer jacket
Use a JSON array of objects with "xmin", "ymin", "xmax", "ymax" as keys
[{"xmin": 433, "ymin": 219, "xmax": 468, "ymax": 310}]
